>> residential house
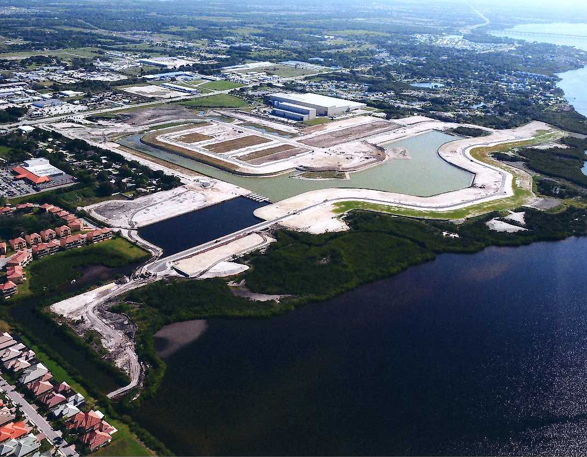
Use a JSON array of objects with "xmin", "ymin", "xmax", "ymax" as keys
[
  {"xmin": 66, "ymin": 410, "xmax": 103, "ymax": 431},
  {"xmin": 4, "ymin": 358, "xmax": 30, "ymax": 373},
  {"xmin": 54, "ymin": 381, "xmax": 73, "ymax": 397},
  {"xmin": 8, "ymin": 238, "xmax": 26, "ymax": 251},
  {"xmin": 80, "ymin": 430, "xmax": 112, "ymax": 451},
  {"xmin": 6, "ymin": 251, "xmax": 32, "ymax": 268},
  {"xmin": 0, "ymin": 282, "xmax": 18, "ymax": 300},
  {"xmin": 86, "ymin": 228, "xmax": 113, "ymax": 244},
  {"xmin": 57, "ymin": 211, "xmax": 70, "ymax": 220},
  {"xmin": 68, "ymin": 393, "xmax": 85, "ymax": 408},
  {"xmin": 50, "ymin": 402, "xmax": 80, "ymax": 420},
  {"xmin": 18, "ymin": 363, "xmax": 49, "ymax": 385},
  {"xmin": 24, "ymin": 233, "xmax": 41, "ymax": 247},
  {"xmin": 15, "ymin": 203, "xmax": 34, "ymax": 214},
  {"xmin": 0, "ymin": 434, "xmax": 40, "ymax": 457},
  {"xmin": 0, "ymin": 207, "xmax": 15, "ymax": 217},
  {"xmin": 68, "ymin": 219, "xmax": 83, "ymax": 232},
  {"xmin": 60, "ymin": 234, "xmax": 85, "ymax": 250},
  {"xmin": 0, "ymin": 334, "xmax": 16, "ymax": 350},
  {"xmin": 0, "ymin": 344, "xmax": 25, "ymax": 363},
  {"xmin": 0, "ymin": 408, "xmax": 15, "ymax": 428},
  {"xmin": 6, "ymin": 266, "xmax": 25, "ymax": 285},
  {"xmin": 39, "ymin": 229, "xmax": 56, "ymax": 242},
  {"xmin": 63, "ymin": 214, "xmax": 76, "ymax": 224},
  {"xmin": 39, "ymin": 391, "xmax": 66, "ymax": 409},
  {"xmin": 39, "ymin": 204, "xmax": 54, "ymax": 213},
  {"xmin": 0, "ymin": 422, "xmax": 30, "ymax": 443},
  {"xmin": 55, "ymin": 226, "xmax": 71, "ymax": 238},
  {"xmin": 27, "ymin": 380, "xmax": 53, "ymax": 398},
  {"xmin": 31, "ymin": 241, "xmax": 59, "ymax": 259},
  {"xmin": 48, "ymin": 207, "xmax": 62, "ymax": 216}
]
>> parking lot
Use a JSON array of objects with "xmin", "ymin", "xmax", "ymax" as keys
[{"xmin": 0, "ymin": 167, "xmax": 38, "ymax": 198}]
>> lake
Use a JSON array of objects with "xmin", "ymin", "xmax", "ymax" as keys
[
  {"xmin": 495, "ymin": 22, "xmax": 587, "ymax": 117},
  {"xmin": 119, "ymin": 130, "xmax": 473, "ymax": 202},
  {"xmin": 135, "ymin": 237, "xmax": 587, "ymax": 455},
  {"xmin": 138, "ymin": 197, "xmax": 267, "ymax": 256}
]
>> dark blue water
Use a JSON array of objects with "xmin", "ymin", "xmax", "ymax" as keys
[
  {"xmin": 138, "ymin": 197, "xmax": 266, "ymax": 256},
  {"xmin": 136, "ymin": 237, "xmax": 587, "ymax": 455}
]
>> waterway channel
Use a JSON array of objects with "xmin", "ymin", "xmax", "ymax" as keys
[
  {"xmin": 119, "ymin": 130, "xmax": 473, "ymax": 202},
  {"xmin": 135, "ymin": 237, "xmax": 587, "ymax": 455},
  {"xmin": 138, "ymin": 197, "xmax": 267, "ymax": 257}
]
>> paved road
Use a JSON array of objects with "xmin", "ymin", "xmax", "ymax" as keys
[{"xmin": 0, "ymin": 376, "xmax": 78, "ymax": 457}]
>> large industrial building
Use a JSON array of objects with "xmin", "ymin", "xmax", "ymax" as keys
[{"xmin": 269, "ymin": 92, "xmax": 366, "ymax": 121}]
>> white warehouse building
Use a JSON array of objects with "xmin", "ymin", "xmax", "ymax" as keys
[{"xmin": 269, "ymin": 92, "xmax": 366, "ymax": 118}]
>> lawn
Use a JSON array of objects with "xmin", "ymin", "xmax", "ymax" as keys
[
  {"xmin": 303, "ymin": 118, "xmax": 331, "ymax": 126},
  {"xmin": 181, "ymin": 94, "xmax": 248, "ymax": 109},
  {"xmin": 14, "ymin": 237, "xmax": 149, "ymax": 300},
  {"xmin": 91, "ymin": 421, "xmax": 153, "ymax": 457},
  {"xmin": 198, "ymin": 80, "xmax": 244, "ymax": 91}
]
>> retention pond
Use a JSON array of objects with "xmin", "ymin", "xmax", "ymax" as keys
[{"xmin": 120, "ymin": 130, "xmax": 473, "ymax": 202}]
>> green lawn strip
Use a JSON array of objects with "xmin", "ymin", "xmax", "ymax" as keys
[
  {"xmin": 91, "ymin": 420, "xmax": 153, "ymax": 457},
  {"xmin": 180, "ymin": 94, "xmax": 248, "ymax": 108},
  {"xmin": 17, "ymin": 335, "xmax": 90, "ymax": 399}
]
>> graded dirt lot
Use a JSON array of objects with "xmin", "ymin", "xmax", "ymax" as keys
[
  {"xmin": 247, "ymin": 147, "xmax": 309, "ymax": 165},
  {"xmin": 299, "ymin": 120, "xmax": 401, "ymax": 147},
  {"xmin": 205, "ymin": 135, "xmax": 271, "ymax": 154},
  {"xmin": 178, "ymin": 132, "xmax": 212, "ymax": 143},
  {"xmin": 117, "ymin": 106, "xmax": 203, "ymax": 126},
  {"xmin": 238, "ymin": 144, "xmax": 296, "ymax": 162}
]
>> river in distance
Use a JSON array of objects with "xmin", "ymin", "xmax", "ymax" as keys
[
  {"xmin": 135, "ymin": 237, "xmax": 587, "ymax": 455},
  {"xmin": 494, "ymin": 22, "xmax": 587, "ymax": 117}
]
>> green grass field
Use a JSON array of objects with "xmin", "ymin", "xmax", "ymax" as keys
[
  {"xmin": 13, "ymin": 237, "xmax": 149, "ymax": 300},
  {"xmin": 181, "ymin": 94, "xmax": 248, "ymax": 108},
  {"xmin": 198, "ymin": 80, "xmax": 244, "ymax": 91}
]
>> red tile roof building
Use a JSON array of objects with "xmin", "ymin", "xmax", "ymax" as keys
[
  {"xmin": 86, "ymin": 228, "xmax": 113, "ymax": 244},
  {"xmin": 66, "ymin": 411, "xmax": 103, "ymax": 432},
  {"xmin": 39, "ymin": 391, "xmax": 66, "ymax": 409},
  {"xmin": 12, "ymin": 166, "xmax": 51, "ymax": 185},
  {"xmin": 27, "ymin": 380, "xmax": 53, "ymax": 398},
  {"xmin": 60, "ymin": 234, "xmax": 85, "ymax": 250},
  {"xmin": 55, "ymin": 226, "xmax": 71, "ymax": 238},
  {"xmin": 6, "ymin": 266, "xmax": 25, "ymax": 285},
  {"xmin": 0, "ymin": 421, "xmax": 30, "ymax": 443},
  {"xmin": 25, "ymin": 233, "xmax": 42, "ymax": 246},
  {"xmin": 15, "ymin": 203, "xmax": 34, "ymax": 213},
  {"xmin": 9, "ymin": 238, "xmax": 26, "ymax": 251},
  {"xmin": 32, "ymin": 241, "xmax": 60, "ymax": 259},
  {"xmin": 80, "ymin": 430, "xmax": 111, "ymax": 451},
  {"xmin": 40, "ymin": 229, "xmax": 56, "ymax": 242},
  {"xmin": 6, "ymin": 251, "xmax": 32, "ymax": 268}
]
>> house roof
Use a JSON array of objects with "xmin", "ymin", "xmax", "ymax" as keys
[
  {"xmin": 67, "ymin": 410, "xmax": 102, "ymax": 431},
  {"xmin": 80, "ymin": 430, "xmax": 111, "ymax": 450},
  {"xmin": 0, "ymin": 282, "xmax": 17, "ymax": 292},
  {"xmin": 40, "ymin": 391, "xmax": 66, "ymax": 409},
  {"xmin": 0, "ymin": 422, "xmax": 31, "ymax": 443},
  {"xmin": 27, "ymin": 380, "xmax": 53, "ymax": 397}
]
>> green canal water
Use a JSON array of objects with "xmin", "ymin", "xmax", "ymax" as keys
[{"xmin": 119, "ymin": 130, "xmax": 473, "ymax": 202}]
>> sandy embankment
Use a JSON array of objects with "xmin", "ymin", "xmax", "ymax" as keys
[
  {"xmin": 154, "ymin": 320, "xmax": 209, "ymax": 359},
  {"xmin": 172, "ymin": 233, "xmax": 275, "ymax": 277},
  {"xmin": 85, "ymin": 183, "xmax": 247, "ymax": 229}
]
